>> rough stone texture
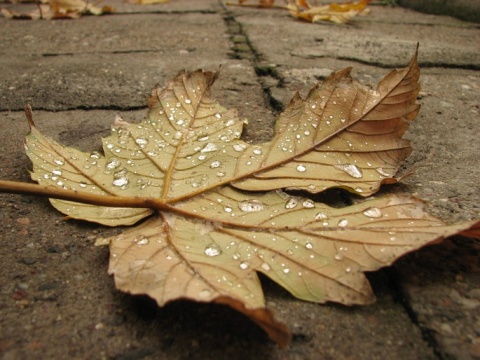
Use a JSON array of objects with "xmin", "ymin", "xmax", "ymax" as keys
[
  {"xmin": 0, "ymin": 1, "xmax": 479, "ymax": 359},
  {"xmin": 398, "ymin": 0, "xmax": 480, "ymax": 23}
]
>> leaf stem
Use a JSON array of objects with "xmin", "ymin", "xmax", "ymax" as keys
[{"xmin": 0, "ymin": 180, "xmax": 166, "ymax": 210}]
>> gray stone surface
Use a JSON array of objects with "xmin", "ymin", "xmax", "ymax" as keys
[
  {"xmin": 398, "ymin": 0, "xmax": 480, "ymax": 23},
  {"xmin": 0, "ymin": 1, "xmax": 479, "ymax": 359}
]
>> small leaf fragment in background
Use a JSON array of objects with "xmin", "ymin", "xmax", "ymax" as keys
[
  {"xmin": 228, "ymin": 0, "xmax": 372, "ymax": 24},
  {"xmin": 125, "ymin": 0, "xmax": 169, "ymax": 5},
  {"xmin": 0, "ymin": 0, "xmax": 114, "ymax": 19}
]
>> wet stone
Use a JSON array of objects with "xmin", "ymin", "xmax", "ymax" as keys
[
  {"xmin": 20, "ymin": 257, "xmax": 37, "ymax": 265},
  {"xmin": 37, "ymin": 281, "xmax": 62, "ymax": 291}
]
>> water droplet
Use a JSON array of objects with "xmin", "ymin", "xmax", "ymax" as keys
[
  {"xmin": 79, "ymin": 182, "xmax": 87, "ymax": 188},
  {"xmin": 311, "ymin": 104, "xmax": 316, "ymax": 109},
  {"xmin": 224, "ymin": 206, "xmax": 232, "ymax": 213},
  {"xmin": 335, "ymin": 164, "xmax": 363, "ymax": 178},
  {"xmin": 296, "ymin": 164, "xmax": 306, "ymax": 172},
  {"xmin": 363, "ymin": 207, "xmax": 383, "ymax": 218},
  {"xmin": 239, "ymin": 261, "xmax": 249, "ymax": 270},
  {"xmin": 113, "ymin": 169, "xmax": 129, "ymax": 189},
  {"xmin": 233, "ymin": 143, "xmax": 247, "ymax": 152},
  {"xmin": 305, "ymin": 242, "xmax": 313, "ymax": 250},
  {"xmin": 302, "ymin": 200, "xmax": 315, "ymax": 208},
  {"xmin": 334, "ymin": 253, "xmax": 344, "ymax": 261},
  {"xmin": 210, "ymin": 160, "xmax": 221, "ymax": 168},
  {"xmin": 106, "ymin": 158, "xmax": 121, "ymax": 171},
  {"xmin": 185, "ymin": 99, "xmax": 192, "ymax": 104},
  {"xmin": 215, "ymin": 113, "xmax": 222, "ymax": 119},
  {"xmin": 261, "ymin": 263, "xmax": 271, "ymax": 271},
  {"xmin": 199, "ymin": 289, "xmax": 211, "ymax": 298},
  {"xmin": 201, "ymin": 143, "xmax": 218, "ymax": 153},
  {"xmin": 337, "ymin": 219, "xmax": 349, "ymax": 227},
  {"xmin": 375, "ymin": 167, "xmax": 391, "ymax": 177},
  {"xmin": 204, "ymin": 243, "xmax": 222, "ymax": 257},
  {"xmin": 53, "ymin": 158, "xmax": 64, "ymax": 166},
  {"xmin": 239, "ymin": 200, "xmax": 266, "ymax": 212},
  {"xmin": 315, "ymin": 212, "xmax": 328, "ymax": 220},
  {"xmin": 283, "ymin": 268, "xmax": 290, "ymax": 274},
  {"xmin": 106, "ymin": 143, "xmax": 114, "ymax": 149},
  {"xmin": 52, "ymin": 169, "xmax": 62, "ymax": 176},
  {"xmin": 135, "ymin": 138, "xmax": 148, "ymax": 146},
  {"xmin": 176, "ymin": 119, "xmax": 184, "ymax": 126},
  {"xmin": 134, "ymin": 235, "xmax": 149, "ymax": 246},
  {"xmin": 198, "ymin": 135, "xmax": 209, "ymax": 141},
  {"xmin": 56, "ymin": 181, "xmax": 64, "ymax": 186},
  {"xmin": 285, "ymin": 198, "xmax": 299, "ymax": 209},
  {"xmin": 340, "ymin": 118, "xmax": 346, "ymax": 123},
  {"xmin": 90, "ymin": 151, "xmax": 101, "ymax": 159},
  {"xmin": 253, "ymin": 148, "xmax": 263, "ymax": 155},
  {"xmin": 345, "ymin": 266, "xmax": 352, "ymax": 273}
]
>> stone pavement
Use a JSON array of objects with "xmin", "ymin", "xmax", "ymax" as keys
[{"xmin": 0, "ymin": 1, "xmax": 479, "ymax": 359}]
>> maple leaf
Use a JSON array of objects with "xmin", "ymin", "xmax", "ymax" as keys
[
  {"xmin": 1, "ymin": 49, "xmax": 479, "ymax": 347},
  {"xmin": 228, "ymin": 0, "xmax": 371, "ymax": 24}
]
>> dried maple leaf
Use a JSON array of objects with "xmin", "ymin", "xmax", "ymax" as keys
[
  {"xmin": 1, "ymin": 50, "xmax": 479, "ymax": 347},
  {"xmin": 0, "ymin": 0, "xmax": 113, "ymax": 19},
  {"xmin": 287, "ymin": 0, "xmax": 371, "ymax": 24},
  {"xmin": 228, "ymin": 0, "xmax": 371, "ymax": 24}
]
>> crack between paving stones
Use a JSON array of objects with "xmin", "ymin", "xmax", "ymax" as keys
[
  {"xmin": 385, "ymin": 267, "xmax": 443, "ymax": 360},
  {"xmin": 290, "ymin": 53, "xmax": 480, "ymax": 71},
  {"xmin": 222, "ymin": 9, "xmax": 286, "ymax": 114}
]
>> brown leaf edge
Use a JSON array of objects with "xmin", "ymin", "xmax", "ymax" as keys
[{"xmin": 215, "ymin": 297, "xmax": 291, "ymax": 347}]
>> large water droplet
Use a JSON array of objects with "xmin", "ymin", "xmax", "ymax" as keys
[
  {"xmin": 375, "ymin": 167, "xmax": 392, "ymax": 177},
  {"xmin": 239, "ymin": 261, "xmax": 249, "ymax": 270},
  {"xmin": 302, "ymin": 200, "xmax": 315, "ymax": 208},
  {"xmin": 261, "ymin": 263, "xmax": 271, "ymax": 271},
  {"xmin": 305, "ymin": 242, "xmax": 313, "ymax": 250},
  {"xmin": 53, "ymin": 158, "xmax": 65, "ymax": 166},
  {"xmin": 285, "ymin": 198, "xmax": 299, "ymax": 209},
  {"xmin": 337, "ymin": 219, "xmax": 349, "ymax": 227},
  {"xmin": 253, "ymin": 147, "xmax": 263, "ymax": 155},
  {"xmin": 363, "ymin": 207, "xmax": 383, "ymax": 218},
  {"xmin": 296, "ymin": 164, "xmax": 306, "ymax": 172},
  {"xmin": 204, "ymin": 243, "xmax": 222, "ymax": 257},
  {"xmin": 334, "ymin": 164, "xmax": 363, "ymax": 178},
  {"xmin": 135, "ymin": 138, "xmax": 148, "ymax": 147},
  {"xmin": 113, "ymin": 169, "xmax": 129, "ymax": 189},
  {"xmin": 52, "ymin": 169, "xmax": 62, "ymax": 176},
  {"xmin": 201, "ymin": 143, "xmax": 218, "ymax": 153},
  {"xmin": 315, "ymin": 212, "xmax": 328, "ymax": 220},
  {"xmin": 199, "ymin": 289, "xmax": 211, "ymax": 298},
  {"xmin": 233, "ymin": 143, "xmax": 247, "ymax": 152},
  {"xmin": 90, "ymin": 151, "xmax": 101, "ymax": 159},
  {"xmin": 106, "ymin": 158, "xmax": 121, "ymax": 171},
  {"xmin": 134, "ymin": 235, "xmax": 149, "ymax": 246},
  {"xmin": 210, "ymin": 160, "xmax": 221, "ymax": 169},
  {"xmin": 239, "ymin": 200, "xmax": 266, "ymax": 212}
]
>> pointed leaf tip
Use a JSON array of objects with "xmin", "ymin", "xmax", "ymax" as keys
[{"xmin": 24, "ymin": 104, "xmax": 35, "ymax": 130}]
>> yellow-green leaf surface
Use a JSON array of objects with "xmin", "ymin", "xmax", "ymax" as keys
[{"xmin": 19, "ymin": 49, "xmax": 480, "ymax": 347}]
